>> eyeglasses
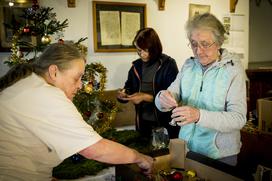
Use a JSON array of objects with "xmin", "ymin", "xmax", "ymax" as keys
[{"xmin": 188, "ymin": 41, "xmax": 216, "ymax": 50}]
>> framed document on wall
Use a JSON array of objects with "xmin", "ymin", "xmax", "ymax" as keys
[
  {"xmin": 92, "ymin": 1, "xmax": 146, "ymax": 52},
  {"xmin": 188, "ymin": 4, "xmax": 210, "ymax": 19}
]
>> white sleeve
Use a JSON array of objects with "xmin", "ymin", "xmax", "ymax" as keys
[{"xmin": 19, "ymin": 88, "xmax": 102, "ymax": 160}]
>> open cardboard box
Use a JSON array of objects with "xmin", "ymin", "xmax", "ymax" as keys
[
  {"xmin": 257, "ymin": 97, "xmax": 272, "ymax": 134},
  {"xmin": 116, "ymin": 139, "xmax": 244, "ymax": 181},
  {"xmin": 154, "ymin": 139, "xmax": 243, "ymax": 181}
]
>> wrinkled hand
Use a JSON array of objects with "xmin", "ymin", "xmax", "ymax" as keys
[
  {"xmin": 171, "ymin": 106, "xmax": 200, "ymax": 126},
  {"xmin": 158, "ymin": 90, "xmax": 178, "ymax": 110},
  {"xmin": 123, "ymin": 92, "xmax": 153, "ymax": 104},
  {"xmin": 136, "ymin": 152, "xmax": 154, "ymax": 176}
]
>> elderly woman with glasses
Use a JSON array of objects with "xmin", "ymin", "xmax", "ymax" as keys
[
  {"xmin": 155, "ymin": 13, "xmax": 247, "ymax": 166},
  {"xmin": 117, "ymin": 27, "xmax": 180, "ymax": 139}
]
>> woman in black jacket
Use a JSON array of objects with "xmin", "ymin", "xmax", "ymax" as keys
[{"xmin": 117, "ymin": 27, "xmax": 180, "ymax": 138}]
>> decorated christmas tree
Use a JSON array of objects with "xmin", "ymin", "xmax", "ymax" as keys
[
  {"xmin": 5, "ymin": 0, "xmax": 69, "ymax": 65},
  {"xmin": 4, "ymin": 0, "xmax": 117, "ymax": 133}
]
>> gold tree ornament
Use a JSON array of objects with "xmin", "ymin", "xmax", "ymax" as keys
[{"xmin": 41, "ymin": 34, "xmax": 51, "ymax": 44}]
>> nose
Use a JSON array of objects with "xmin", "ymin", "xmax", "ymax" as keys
[{"xmin": 196, "ymin": 46, "xmax": 204, "ymax": 54}]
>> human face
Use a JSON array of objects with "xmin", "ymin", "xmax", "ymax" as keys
[
  {"xmin": 189, "ymin": 29, "xmax": 220, "ymax": 66},
  {"xmin": 135, "ymin": 45, "xmax": 150, "ymax": 62},
  {"xmin": 54, "ymin": 59, "xmax": 85, "ymax": 100}
]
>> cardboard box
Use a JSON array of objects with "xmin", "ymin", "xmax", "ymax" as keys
[
  {"xmin": 116, "ymin": 139, "xmax": 243, "ymax": 181},
  {"xmin": 257, "ymin": 97, "xmax": 272, "ymax": 133}
]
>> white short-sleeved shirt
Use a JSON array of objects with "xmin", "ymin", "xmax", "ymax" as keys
[{"xmin": 0, "ymin": 74, "xmax": 102, "ymax": 180}]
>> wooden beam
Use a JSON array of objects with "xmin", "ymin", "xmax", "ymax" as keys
[
  {"xmin": 158, "ymin": 0, "xmax": 165, "ymax": 11},
  {"xmin": 67, "ymin": 0, "xmax": 76, "ymax": 8},
  {"xmin": 230, "ymin": 0, "xmax": 238, "ymax": 13}
]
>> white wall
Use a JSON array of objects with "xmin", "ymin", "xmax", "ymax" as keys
[{"xmin": 0, "ymin": 0, "xmax": 249, "ymax": 89}]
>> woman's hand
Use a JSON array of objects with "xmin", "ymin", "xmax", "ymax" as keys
[
  {"xmin": 158, "ymin": 90, "xmax": 178, "ymax": 110},
  {"xmin": 135, "ymin": 152, "xmax": 154, "ymax": 176},
  {"xmin": 171, "ymin": 106, "xmax": 200, "ymax": 126},
  {"xmin": 123, "ymin": 92, "xmax": 153, "ymax": 104},
  {"xmin": 117, "ymin": 88, "xmax": 128, "ymax": 100}
]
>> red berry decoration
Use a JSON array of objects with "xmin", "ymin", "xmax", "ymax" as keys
[
  {"xmin": 84, "ymin": 111, "xmax": 92, "ymax": 117},
  {"xmin": 171, "ymin": 171, "xmax": 183, "ymax": 181},
  {"xmin": 58, "ymin": 39, "xmax": 64, "ymax": 44},
  {"xmin": 23, "ymin": 27, "xmax": 30, "ymax": 33}
]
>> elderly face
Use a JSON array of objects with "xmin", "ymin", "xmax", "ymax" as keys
[
  {"xmin": 189, "ymin": 29, "xmax": 220, "ymax": 66},
  {"xmin": 54, "ymin": 59, "xmax": 85, "ymax": 100}
]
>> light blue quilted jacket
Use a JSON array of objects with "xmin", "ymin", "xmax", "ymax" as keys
[{"xmin": 156, "ymin": 49, "xmax": 247, "ymax": 159}]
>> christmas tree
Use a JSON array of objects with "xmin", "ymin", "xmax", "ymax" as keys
[
  {"xmin": 4, "ymin": 1, "xmax": 118, "ymax": 134},
  {"xmin": 5, "ymin": 0, "xmax": 69, "ymax": 65}
]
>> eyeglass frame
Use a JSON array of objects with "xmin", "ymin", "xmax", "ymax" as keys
[{"xmin": 188, "ymin": 40, "xmax": 216, "ymax": 50}]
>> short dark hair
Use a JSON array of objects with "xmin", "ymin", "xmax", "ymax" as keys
[{"xmin": 133, "ymin": 27, "xmax": 162, "ymax": 60}]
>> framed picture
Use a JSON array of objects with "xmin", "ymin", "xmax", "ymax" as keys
[
  {"xmin": 92, "ymin": 1, "xmax": 146, "ymax": 52},
  {"xmin": 0, "ymin": 6, "xmax": 34, "ymax": 52},
  {"xmin": 188, "ymin": 4, "xmax": 211, "ymax": 19}
]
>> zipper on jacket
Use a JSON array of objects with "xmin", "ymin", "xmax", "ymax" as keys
[
  {"xmin": 200, "ymin": 80, "xmax": 203, "ymax": 92},
  {"xmin": 199, "ymin": 63, "xmax": 214, "ymax": 92}
]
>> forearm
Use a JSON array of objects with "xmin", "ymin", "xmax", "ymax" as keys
[
  {"xmin": 79, "ymin": 138, "xmax": 140, "ymax": 164},
  {"xmin": 143, "ymin": 93, "xmax": 153, "ymax": 102},
  {"xmin": 197, "ymin": 109, "xmax": 246, "ymax": 132}
]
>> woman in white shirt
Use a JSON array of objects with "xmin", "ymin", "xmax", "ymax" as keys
[{"xmin": 0, "ymin": 43, "xmax": 153, "ymax": 180}]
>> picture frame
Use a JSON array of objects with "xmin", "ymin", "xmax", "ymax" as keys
[
  {"xmin": 0, "ymin": 6, "xmax": 34, "ymax": 52},
  {"xmin": 92, "ymin": 1, "xmax": 146, "ymax": 52},
  {"xmin": 188, "ymin": 4, "xmax": 211, "ymax": 19}
]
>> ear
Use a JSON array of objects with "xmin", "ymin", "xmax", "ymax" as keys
[{"xmin": 48, "ymin": 65, "xmax": 59, "ymax": 81}]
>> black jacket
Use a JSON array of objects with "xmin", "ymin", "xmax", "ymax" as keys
[{"xmin": 122, "ymin": 54, "xmax": 180, "ymax": 138}]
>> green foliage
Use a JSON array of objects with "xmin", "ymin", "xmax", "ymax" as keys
[
  {"xmin": 52, "ymin": 129, "xmax": 153, "ymax": 179},
  {"xmin": 52, "ymin": 157, "xmax": 110, "ymax": 179}
]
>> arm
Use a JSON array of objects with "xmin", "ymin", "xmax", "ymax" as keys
[
  {"xmin": 79, "ymin": 138, "xmax": 153, "ymax": 174},
  {"xmin": 123, "ymin": 92, "xmax": 153, "ymax": 104},
  {"xmin": 155, "ymin": 70, "xmax": 183, "ymax": 112}
]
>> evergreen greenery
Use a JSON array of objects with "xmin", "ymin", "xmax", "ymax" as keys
[{"xmin": 52, "ymin": 129, "xmax": 153, "ymax": 179}]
